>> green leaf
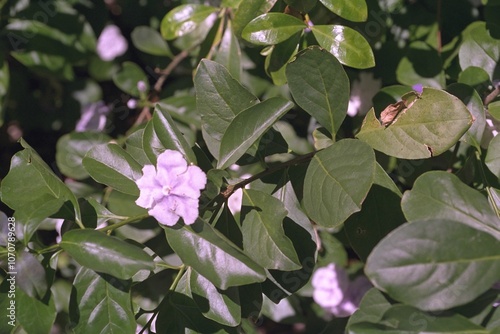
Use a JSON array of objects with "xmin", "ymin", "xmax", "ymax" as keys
[
  {"xmin": 83, "ymin": 143, "xmax": 142, "ymax": 196},
  {"xmin": 1, "ymin": 139, "xmax": 82, "ymax": 234},
  {"xmin": 153, "ymin": 103, "xmax": 197, "ymax": 164},
  {"xmin": 311, "ymin": 25, "xmax": 375, "ymax": 69},
  {"xmin": 164, "ymin": 220, "xmax": 266, "ymax": 290},
  {"xmin": 11, "ymin": 51, "xmax": 74, "ymax": 80},
  {"xmin": 396, "ymin": 41, "xmax": 446, "ymax": 88},
  {"xmin": 142, "ymin": 120, "xmax": 164, "ymax": 165},
  {"xmin": 17, "ymin": 250, "xmax": 47, "ymax": 299},
  {"xmin": 356, "ymin": 88, "xmax": 472, "ymax": 159},
  {"xmin": 486, "ymin": 135, "xmax": 500, "ymax": 178},
  {"xmin": 319, "ymin": 0, "xmax": 367, "ymax": 22},
  {"xmin": 131, "ymin": 26, "xmax": 173, "ymax": 57},
  {"xmin": 161, "ymin": 4, "xmax": 219, "ymax": 40},
  {"xmin": 112, "ymin": 61, "xmax": 149, "ymax": 97},
  {"xmin": 17, "ymin": 289, "xmax": 56, "ymax": 334},
  {"xmin": 347, "ymin": 288, "xmax": 393, "ymax": 328},
  {"xmin": 458, "ymin": 66, "xmax": 491, "ymax": 88},
  {"xmin": 70, "ymin": 267, "xmax": 136, "ymax": 334},
  {"xmin": 242, "ymin": 13, "xmax": 306, "ymax": 45},
  {"xmin": 56, "ymin": 132, "xmax": 111, "ymax": 180},
  {"xmin": 214, "ymin": 22, "xmax": 242, "ymax": 81},
  {"xmin": 241, "ymin": 189, "xmax": 301, "ymax": 270},
  {"xmin": 232, "ymin": 0, "xmax": 278, "ymax": 38},
  {"xmin": 365, "ymin": 219, "xmax": 500, "ymax": 311},
  {"xmin": 459, "ymin": 21, "xmax": 500, "ymax": 80},
  {"xmin": 0, "ymin": 54, "xmax": 9, "ymax": 128},
  {"xmin": 286, "ymin": 46, "xmax": 349, "ymax": 137},
  {"xmin": 490, "ymin": 101, "xmax": 500, "ymax": 121},
  {"xmin": 284, "ymin": 0, "xmax": 317, "ymax": 13},
  {"xmin": 265, "ymin": 32, "xmax": 301, "ymax": 86},
  {"xmin": 194, "ymin": 59, "xmax": 259, "ymax": 158},
  {"xmin": 303, "ymin": 139, "xmax": 376, "ymax": 228},
  {"xmin": 125, "ymin": 128, "xmax": 150, "ymax": 166},
  {"xmin": 190, "ymin": 269, "xmax": 241, "ymax": 326},
  {"xmin": 401, "ymin": 171, "xmax": 500, "ymax": 240},
  {"xmin": 218, "ymin": 97, "xmax": 294, "ymax": 169},
  {"xmin": 157, "ymin": 95, "xmax": 200, "ymax": 127},
  {"xmin": 60, "ymin": 229, "xmax": 154, "ymax": 280}
]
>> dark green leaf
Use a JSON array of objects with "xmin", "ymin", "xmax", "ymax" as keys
[
  {"xmin": 17, "ymin": 250, "xmax": 47, "ymax": 299},
  {"xmin": 0, "ymin": 54, "xmax": 9, "ymax": 128},
  {"xmin": 17, "ymin": 289, "xmax": 56, "ymax": 334},
  {"xmin": 112, "ymin": 62, "xmax": 149, "ymax": 97},
  {"xmin": 284, "ymin": 0, "xmax": 317, "ymax": 13},
  {"xmin": 401, "ymin": 171, "xmax": 500, "ymax": 239},
  {"xmin": 83, "ymin": 143, "xmax": 142, "ymax": 196},
  {"xmin": 303, "ymin": 139, "xmax": 376, "ymax": 227},
  {"xmin": 157, "ymin": 95, "xmax": 200, "ymax": 127},
  {"xmin": 71, "ymin": 267, "xmax": 136, "ymax": 334},
  {"xmin": 365, "ymin": 219, "xmax": 500, "ymax": 311},
  {"xmin": 164, "ymin": 220, "xmax": 266, "ymax": 290},
  {"xmin": 214, "ymin": 22, "xmax": 242, "ymax": 81},
  {"xmin": 11, "ymin": 51, "xmax": 74, "ymax": 80},
  {"xmin": 218, "ymin": 97, "xmax": 294, "ymax": 169},
  {"xmin": 56, "ymin": 132, "xmax": 112, "ymax": 180},
  {"xmin": 194, "ymin": 59, "xmax": 259, "ymax": 158},
  {"xmin": 161, "ymin": 4, "xmax": 219, "ymax": 40},
  {"xmin": 232, "ymin": 0, "xmax": 278, "ymax": 38},
  {"xmin": 242, "ymin": 13, "xmax": 306, "ymax": 45},
  {"xmin": 356, "ymin": 88, "xmax": 472, "ymax": 159},
  {"xmin": 265, "ymin": 32, "xmax": 300, "ymax": 85},
  {"xmin": 319, "ymin": 0, "xmax": 367, "ymax": 22},
  {"xmin": 286, "ymin": 46, "xmax": 349, "ymax": 136},
  {"xmin": 347, "ymin": 288, "xmax": 393, "ymax": 328},
  {"xmin": 125, "ymin": 128, "xmax": 150, "ymax": 166},
  {"xmin": 131, "ymin": 26, "xmax": 173, "ymax": 57},
  {"xmin": 61, "ymin": 229, "xmax": 154, "ymax": 279},
  {"xmin": 486, "ymin": 135, "xmax": 500, "ymax": 178},
  {"xmin": 311, "ymin": 25, "xmax": 375, "ymax": 69}
]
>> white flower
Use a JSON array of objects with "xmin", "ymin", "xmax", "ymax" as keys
[
  {"xmin": 75, "ymin": 101, "xmax": 110, "ymax": 132},
  {"xmin": 135, "ymin": 150, "xmax": 207, "ymax": 226},
  {"xmin": 312, "ymin": 263, "xmax": 349, "ymax": 308},
  {"xmin": 96, "ymin": 25, "xmax": 128, "ymax": 61},
  {"xmin": 347, "ymin": 72, "xmax": 382, "ymax": 117},
  {"xmin": 127, "ymin": 99, "xmax": 138, "ymax": 109}
]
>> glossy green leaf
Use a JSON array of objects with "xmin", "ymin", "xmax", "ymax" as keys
[
  {"xmin": 142, "ymin": 120, "xmax": 164, "ymax": 165},
  {"xmin": 157, "ymin": 95, "xmax": 200, "ymax": 127},
  {"xmin": 1, "ymin": 139, "xmax": 82, "ymax": 234},
  {"xmin": 83, "ymin": 143, "xmax": 142, "ymax": 196},
  {"xmin": 284, "ymin": 0, "xmax": 317, "ymax": 13},
  {"xmin": 458, "ymin": 66, "xmax": 490, "ymax": 88},
  {"xmin": 153, "ymin": 103, "xmax": 197, "ymax": 164},
  {"xmin": 242, "ymin": 13, "xmax": 306, "ymax": 45},
  {"xmin": 112, "ymin": 61, "xmax": 149, "ymax": 97},
  {"xmin": 125, "ymin": 128, "xmax": 150, "ymax": 166},
  {"xmin": 61, "ymin": 229, "xmax": 155, "ymax": 279},
  {"xmin": 401, "ymin": 171, "xmax": 500, "ymax": 240},
  {"xmin": 396, "ymin": 41, "xmax": 446, "ymax": 88},
  {"xmin": 164, "ymin": 220, "xmax": 266, "ymax": 289},
  {"xmin": 303, "ymin": 139, "xmax": 376, "ymax": 228},
  {"xmin": 365, "ymin": 219, "xmax": 500, "ymax": 311},
  {"xmin": 356, "ymin": 88, "xmax": 472, "ymax": 159},
  {"xmin": 194, "ymin": 59, "xmax": 259, "ymax": 158},
  {"xmin": 214, "ymin": 22, "xmax": 242, "ymax": 81},
  {"xmin": 161, "ymin": 4, "xmax": 218, "ymax": 40},
  {"xmin": 17, "ymin": 250, "xmax": 47, "ymax": 299},
  {"xmin": 71, "ymin": 267, "xmax": 136, "ymax": 334},
  {"xmin": 0, "ymin": 54, "xmax": 9, "ymax": 127},
  {"xmin": 459, "ymin": 21, "xmax": 500, "ymax": 80},
  {"xmin": 447, "ymin": 83, "xmax": 485, "ymax": 149},
  {"xmin": 190, "ymin": 269, "xmax": 241, "ymax": 326},
  {"xmin": 131, "ymin": 26, "xmax": 173, "ymax": 57},
  {"xmin": 286, "ymin": 46, "xmax": 349, "ymax": 136},
  {"xmin": 319, "ymin": 0, "xmax": 367, "ymax": 22},
  {"xmin": 56, "ymin": 132, "xmax": 111, "ymax": 180},
  {"xmin": 241, "ymin": 189, "xmax": 301, "ymax": 270},
  {"xmin": 486, "ymin": 135, "xmax": 500, "ymax": 178},
  {"xmin": 265, "ymin": 32, "xmax": 300, "ymax": 85},
  {"xmin": 218, "ymin": 97, "xmax": 294, "ymax": 169},
  {"xmin": 17, "ymin": 288, "xmax": 56, "ymax": 334},
  {"xmin": 232, "ymin": 0, "xmax": 278, "ymax": 38},
  {"xmin": 311, "ymin": 25, "xmax": 375, "ymax": 69}
]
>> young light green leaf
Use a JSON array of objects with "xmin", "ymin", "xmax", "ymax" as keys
[
  {"xmin": 83, "ymin": 143, "xmax": 142, "ymax": 196},
  {"xmin": 242, "ymin": 13, "xmax": 306, "ymax": 45},
  {"xmin": 319, "ymin": 0, "xmax": 368, "ymax": 22},
  {"xmin": 303, "ymin": 139, "xmax": 375, "ymax": 228},
  {"xmin": 357, "ymin": 88, "xmax": 472, "ymax": 159},
  {"xmin": 131, "ymin": 26, "xmax": 173, "ymax": 57},
  {"xmin": 365, "ymin": 219, "xmax": 500, "ymax": 311},
  {"xmin": 71, "ymin": 267, "xmax": 136, "ymax": 334},
  {"xmin": 164, "ymin": 220, "xmax": 266, "ymax": 290},
  {"xmin": 218, "ymin": 97, "xmax": 294, "ymax": 169},
  {"xmin": 112, "ymin": 62, "xmax": 149, "ymax": 97},
  {"xmin": 311, "ymin": 25, "xmax": 375, "ymax": 69},
  {"xmin": 241, "ymin": 189, "xmax": 301, "ymax": 270},
  {"xmin": 61, "ymin": 229, "xmax": 155, "ymax": 280},
  {"xmin": 401, "ymin": 171, "xmax": 500, "ymax": 239},
  {"xmin": 286, "ymin": 46, "xmax": 349, "ymax": 137},
  {"xmin": 194, "ymin": 59, "xmax": 259, "ymax": 158},
  {"xmin": 161, "ymin": 4, "xmax": 219, "ymax": 40}
]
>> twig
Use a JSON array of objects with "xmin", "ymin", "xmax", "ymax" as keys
[
  {"xmin": 484, "ymin": 84, "xmax": 500, "ymax": 106},
  {"xmin": 153, "ymin": 49, "xmax": 192, "ymax": 93}
]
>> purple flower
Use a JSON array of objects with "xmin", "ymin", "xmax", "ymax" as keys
[
  {"xmin": 135, "ymin": 150, "xmax": 207, "ymax": 226},
  {"xmin": 412, "ymin": 83, "xmax": 424, "ymax": 94},
  {"xmin": 96, "ymin": 25, "xmax": 128, "ymax": 61},
  {"xmin": 75, "ymin": 101, "xmax": 110, "ymax": 132}
]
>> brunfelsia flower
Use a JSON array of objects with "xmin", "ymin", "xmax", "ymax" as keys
[
  {"xmin": 96, "ymin": 25, "xmax": 128, "ymax": 61},
  {"xmin": 135, "ymin": 150, "xmax": 207, "ymax": 226},
  {"xmin": 75, "ymin": 101, "xmax": 110, "ymax": 132}
]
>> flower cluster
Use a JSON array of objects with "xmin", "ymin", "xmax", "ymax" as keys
[
  {"xmin": 312, "ymin": 263, "xmax": 372, "ymax": 317},
  {"xmin": 135, "ymin": 150, "xmax": 207, "ymax": 226}
]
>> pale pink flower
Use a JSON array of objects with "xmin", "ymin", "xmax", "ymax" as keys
[
  {"xmin": 96, "ymin": 25, "xmax": 128, "ymax": 61},
  {"xmin": 135, "ymin": 150, "xmax": 206, "ymax": 226}
]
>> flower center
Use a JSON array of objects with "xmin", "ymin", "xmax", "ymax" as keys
[{"xmin": 162, "ymin": 185, "xmax": 172, "ymax": 196}]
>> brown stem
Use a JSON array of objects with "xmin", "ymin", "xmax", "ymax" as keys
[
  {"xmin": 153, "ymin": 49, "xmax": 192, "ymax": 94},
  {"xmin": 484, "ymin": 85, "xmax": 500, "ymax": 106}
]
